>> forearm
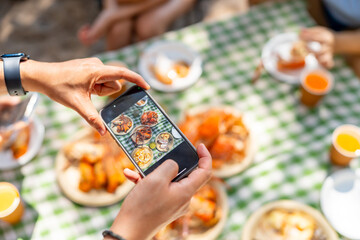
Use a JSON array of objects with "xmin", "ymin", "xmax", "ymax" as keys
[{"xmin": 334, "ymin": 30, "xmax": 360, "ymax": 55}]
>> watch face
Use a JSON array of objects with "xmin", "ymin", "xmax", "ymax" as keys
[{"xmin": 1, "ymin": 53, "xmax": 26, "ymax": 58}]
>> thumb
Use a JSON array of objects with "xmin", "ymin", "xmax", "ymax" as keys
[
  {"xmin": 73, "ymin": 96, "xmax": 106, "ymax": 135},
  {"xmin": 150, "ymin": 160, "xmax": 179, "ymax": 182}
]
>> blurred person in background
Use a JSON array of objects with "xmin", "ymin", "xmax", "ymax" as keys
[
  {"xmin": 78, "ymin": 0, "xmax": 197, "ymax": 50},
  {"xmin": 301, "ymin": 0, "xmax": 360, "ymax": 76}
]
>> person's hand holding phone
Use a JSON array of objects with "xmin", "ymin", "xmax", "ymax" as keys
[
  {"xmin": 105, "ymin": 144, "xmax": 212, "ymax": 240},
  {"xmin": 16, "ymin": 58, "xmax": 149, "ymax": 135}
]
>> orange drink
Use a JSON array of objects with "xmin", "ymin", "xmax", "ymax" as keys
[
  {"xmin": 300, "ymin": 69, "xmax": 333, "ymax": 107},
  {"xmin": 0, "ymin": 182, "xmax": 24, "ymax": 224},
  {"xmin": 330, "ymin": 125, "xmax": 360, "ymax": 166}
]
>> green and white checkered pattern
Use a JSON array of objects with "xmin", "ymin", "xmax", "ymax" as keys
[
  {"xmin": 1, "ymin": 0, "xmax": 360, "ymax": 239},
  {"xmin": 109, "ymin": 95, "xmax": 184, "ymax": 171}
]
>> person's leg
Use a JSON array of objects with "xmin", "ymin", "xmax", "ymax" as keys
[
  {"xmin": 106, "ymin": 19, "xmax": 133, "ymax": 50},
  {"xmin": 205, "ymin": 0, "xmax": 248, "ymax": 22},
  {"xmin": 135, "ymin": 0, "xmax": 196, "ymax": 41}
]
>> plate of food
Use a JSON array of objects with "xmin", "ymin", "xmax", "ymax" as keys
[
  {"xmin": 156, "ymin": 132, "xmax": 174, "ymax": 152},
  {"xmin": 153, "ymin": 180, "xmax": 228, "ymax": 240},
  {"xmin": 179, "ymin": 107, "xmax": 256, "ymax": 178},
  {"xmin": 131, "ymin": 145, "xmax": 153, "ymax": 169},
  {"xmin": 262, "ymin": 32, "xmax": 319, "ymax": 84},
  {"xmin": 0, "ymin": 117, "xmax": 44, "ymax": 170},
  {"xmin": 242, "ymin": 200, "xmax": 338, "ymax": 240},
  {"xmin": 55, "ymin": 128, "xmax": 134, "ymax": 207},
  {"xmin": 138, "ymin": 41, "xmax": 202, "ymax": 92},
  {"xmin": 130, "ymin": 125, "xmax": 152, "ymax": 145},
  {"xmin": 141, "ymin": 111, "xmax": 159, "ymax": 127},
  {"xmin": 111, "ymin": 114, "xmax": 133, "ymax": 136},
  {"xmin": 136, "ymin": 98, "xmax": 148, "ymax": 107}
]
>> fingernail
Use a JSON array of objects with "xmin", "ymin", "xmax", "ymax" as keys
[{"xmin": 98, "ymin": 128, "xmax": 106, "ymax": 136}]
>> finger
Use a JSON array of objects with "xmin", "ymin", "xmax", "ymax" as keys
[
  {"xmin": 92, "ymin": 81, "xmax": 122, "ymax": 96},
  {"xmin": 149, "ymin": 159, "xmax": 179, "ymax": 182},
  {"xmin": 318, "ymin": 53, "xmax": 334, "ymax": 69},
  {"xmin": 124, "ymin": 168, "xmax": 142, "ymax": 184},
  {"xmin": 176, "ymin": 144, "xmax": 212, "ymax": 193},
  {"xmin": 97, "ymin": 66, "xmax": 150, "ymax": 90},
  {"xmin": 300, "ymin": 30, "xmax": 328, "ymax": 44},
  {"xmin": 72, "ymin": 95, "xmax": 106, "ymax": 135},
  {"xmin": 197, "ymin": 143, "xmax": 212, "ymax": 171}
]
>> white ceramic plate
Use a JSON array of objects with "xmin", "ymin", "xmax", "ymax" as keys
[
  {"xmin": 262, "ymin": 32, "xmax": 319, "ymax": 85},
  {"xmin": 55, "ymin": 129, "xmax": 134, "ymax": 207},
  {"xmin": 242, "ymin": 200, "xmax": 338, "ymax": 240},
  {"xmin": 138, "ymin": 41, "xmax": 202, "ymax": 92},
  {"xmin": 180, "ymin": 106, "xmax": 257, "ymax": 178},
  {"xmin": 0, "ymin": 117, "xmax": 44, "ymax": 170},
  {"xmin": 321, "ymin": 168, "xmax": 360, "ymax": 239}
]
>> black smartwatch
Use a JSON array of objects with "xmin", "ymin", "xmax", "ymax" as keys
[{"xmin": 0, "ymin": 53, "xmax": 30, "ymax": 96}]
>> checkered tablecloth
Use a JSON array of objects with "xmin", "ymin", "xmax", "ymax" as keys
[
  {"xmin": 1, "ymin": 0, "xmax": 360, "ymax": 239},
  {"xmin": 109, "ymin": 95, "xmax": 184, "ymax": 170}
]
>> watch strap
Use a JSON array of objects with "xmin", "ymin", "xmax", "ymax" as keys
[{"xmin": 3, "ymin": 56, "xmax": 27, "ymax": 96}]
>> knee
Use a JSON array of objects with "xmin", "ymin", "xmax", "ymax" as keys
[
  {"xmin": 109, "ymin": 20, "xmax": 132, "ymax": 36},
  {"xmin": 135, "ymin": 17, "xmax": 164, "ymax": 41}
]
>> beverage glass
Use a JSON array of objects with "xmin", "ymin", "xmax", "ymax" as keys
[
  {"xmin": 0, "ymin": 182, "xmax": 24, "ymax": 224},
  {"xmin": 330, "ymin": 124, "xmax": 360, "ymax": 166},
  {"xmin": 300, "ymin": 68, "xmax": 333, "ymax": 107}
]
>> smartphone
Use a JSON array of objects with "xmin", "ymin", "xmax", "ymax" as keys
[{"xmin": 100, "ymin": 86, "xmax": 199, "ymax": 181}]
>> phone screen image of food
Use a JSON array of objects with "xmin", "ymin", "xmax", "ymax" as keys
[{"xmin": 108, "ymin": 95, "xmax": 184, "ymax": 172}]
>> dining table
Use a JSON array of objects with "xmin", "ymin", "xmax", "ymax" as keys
[{"xmin": 1, "ymin": 0, "xmax": 360, "ymax": 239}]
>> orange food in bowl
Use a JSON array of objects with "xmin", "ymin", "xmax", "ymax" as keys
[{"xmin": 304, "ymin": 73, "xmax": 329, "ymax": 92}]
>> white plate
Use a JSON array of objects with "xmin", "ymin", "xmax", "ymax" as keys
[
  {"xmin": 138, "ymin": 41, "xmax": 202, "ymax": 92},
  {"xmin": 0, "ymin": 117, "xmax": 44, "ymax": 170},
  {"xmin": 242, "ymin": 200, "xmax": 338, "ymax": 240},
  {"xmin": 262, "ymin": 32, "xmax": 319, "ymax": 85},
  {"xmin": 321, "ymin": 168, "xmax": 360, "ymax": 239}
]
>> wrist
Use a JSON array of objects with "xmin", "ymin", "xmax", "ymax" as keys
[
  {"xmin": 20, "ymin": 60, "xmax": 51, "ymax": 94},
  {"xmin": 333, "ymin": 33, "xmax": 342, "ymax": 54},
  {"xmin": 109, "ymin": 210, "xmax": 154, "ymax": 240}
]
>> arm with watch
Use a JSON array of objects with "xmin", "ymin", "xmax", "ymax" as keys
[{"xmin": 0, "ymin": 53, "xmax": 212, "ymax": 240}]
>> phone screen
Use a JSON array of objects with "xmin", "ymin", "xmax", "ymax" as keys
[{"xmin": 101, "ymin": 86, "xmax": 198, "ymax": 180}]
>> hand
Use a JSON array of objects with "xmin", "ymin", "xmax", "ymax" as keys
[
  {"xmin": 300, "ymin": 27, "xmax": 335, "ymax": 68},
  {"xmin": 107, "ymin": 144, "xmax": 212, "ymax": 240},
  {"xmin": 20, "ymin": 58, "xmax": 149, "ymax": 135}
]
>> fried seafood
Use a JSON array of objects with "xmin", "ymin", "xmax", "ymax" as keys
[
  {"xmin": 132, "ymin": 146, "xmax": 153, "ymax": 169},
  {"xmin": 112, "ymin": 115, "xmax": 133, "ymax": 134},
  {"xmin": 141, "ymin": 111, "xmax": 159, "ymax": 126},
  {"xmin": 131, "ymin": 126, "xmax": 152, "ymax": 145},
  {"xmin": 277, "ymin": 41, "xmax": 308, "ymax": 71},
  {"xmin": 63, "ymin": 130, "xmax": 131, "ymax": 193},
  {"xmin": 179, "ymin": 108, "xmax": 249, "ymax": 169}
]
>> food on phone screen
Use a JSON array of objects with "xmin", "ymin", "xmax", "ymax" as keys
[
  {"xmin": 136, "ymin": 98, "xmax": 147, "ymax": 107},
  {"xmin": 277, "ymin": 41, "xmax": 308, "ymax": 71},
  {"xmin": 131, "ymin": 126, "xmax": 152, "ymax": 145},
  {"xmin": 141, "ymin": 111, "xmax": 159, "ymax": 126},
  {"xmin": 154, "ymin": 183, "xmax": 223, "ymax": 239},
  {"xmin": 179, "ymin": 108, "xmax": 249, "ymax": 169},
  {"xmin": 149, "ymin": 142, "xmax": 156, "ymax": 149},
  {"xmin": 156, "ymin": 132, "xmax": 174, "ymax": 152},
  {"xmin": 111, "ymin": 115, "xmax": 133, "ymax": 135},
  {"xmin": 132, "ymin": 146, "xmax": 153, "ymax": 169}
]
